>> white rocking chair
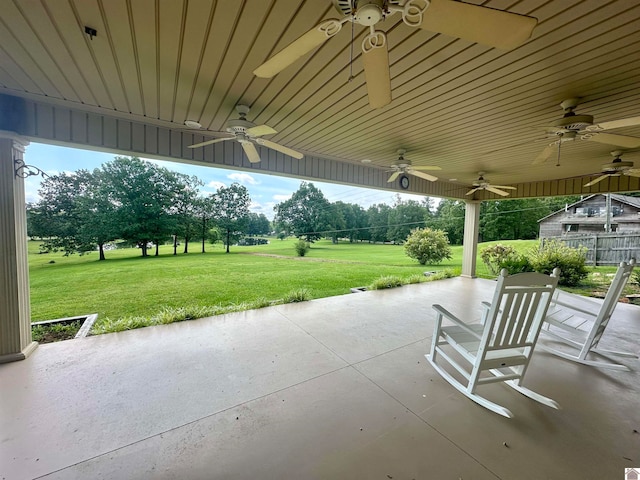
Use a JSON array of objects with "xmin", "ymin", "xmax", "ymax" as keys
[
  {"xmin": 426, "ymin": 268, "xmax": 560, "ymax": 418},
  {"xmin": 539, "ymin": 259, "xmax": 637, "ymax": 370}
]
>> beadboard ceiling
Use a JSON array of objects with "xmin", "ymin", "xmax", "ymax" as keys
[{"xmin": 1, "ymin": 0, "xmax": 639, "ymax": 195}]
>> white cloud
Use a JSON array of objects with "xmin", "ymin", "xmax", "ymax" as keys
[
  {"xmin": 273, "ymin": 194, "xmax": 291, "ymax": 201},
  {"xmin": 249, "ymin": 200, "xmax": 277, "ymax": 219},
  {"xmin": 207, "ymin": 180, "xmax": 226, "ymax": 190},
  {"xmin": 228, "ymin": 172, "xmax": 258, "ymax": 185}
]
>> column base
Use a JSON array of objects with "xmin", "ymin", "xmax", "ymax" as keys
[
  {"xmin": 0, "ymin": 341, "xmax": 38, "ymax": 364},
  {"xmin": 460, "ymin": 274, "xmax": 477, "ymax": 279}
]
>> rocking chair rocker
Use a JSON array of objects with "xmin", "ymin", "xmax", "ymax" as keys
[{"xmin": 426, "ymin": 268, "xmax": 560, "ymax": 418}]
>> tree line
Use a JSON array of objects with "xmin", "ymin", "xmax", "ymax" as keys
[
  {"xmin": 27, "ymin": 157, "xmax": 269, "ymax": 259},
  {"xmin": 27, "ymin": 156, "xmax": 581, "ymax": 259},
  {"xmin": 272, "ymin": 181, "xmax": 579, "ymax": 245}
]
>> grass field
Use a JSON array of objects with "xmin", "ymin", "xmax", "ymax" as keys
[
  {"xmin": 27, "ymin": 238, "xmax": 464, "ymax": 322},
  {"xmin": 29, "ymin": 237, "xmax": 633, "ymax": 330}
]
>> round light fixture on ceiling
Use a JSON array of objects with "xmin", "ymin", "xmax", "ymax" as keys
[{"xmin": 184, "ymin": 120, "xmax": 202, "ymax": 129}]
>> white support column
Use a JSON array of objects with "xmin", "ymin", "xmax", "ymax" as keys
[
  {"xmin": 461, "ymin": 200, "xmax": 481, "ymax": 279},
  {"xmin": 0, "ymin": 134, "xmax": 37, "ymax": 363}
]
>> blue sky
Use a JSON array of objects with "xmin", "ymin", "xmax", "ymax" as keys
[{"xmin": 24, "ymin": 142, "xmax": 429, "ymax": 219}]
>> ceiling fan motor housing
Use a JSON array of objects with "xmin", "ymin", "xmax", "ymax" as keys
[
  {"xmin": 550, "ymin": 113, "xmax": 593, "ymax": 131},
  {"xmin": 603, "ymin": 160, "xmax": 634, "ymax": 173},
  {"xmin": 226, "ymin": 118, "xmax": 255, "ymax": 134}
]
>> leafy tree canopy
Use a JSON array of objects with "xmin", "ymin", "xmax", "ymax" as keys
[
  {"xmin": 212, "ymin": 182, "xmax": 251, "ymax": 253},
  {"xmin": 273, "ymin": 182, "xmax": 331, "ymax": 242}
]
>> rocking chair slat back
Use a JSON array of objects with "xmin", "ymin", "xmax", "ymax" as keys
[{"xmin": 485, "ymin": 272, "xmax": 559, "ymax": 352}]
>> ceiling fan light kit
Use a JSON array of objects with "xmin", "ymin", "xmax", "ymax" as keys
[{"xmin": 254, "ymin": 0, "xmax": 537, "ymax": 109}]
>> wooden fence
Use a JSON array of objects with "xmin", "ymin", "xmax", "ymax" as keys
[{"xmin": 543, "ymin": 233, "xmax": 640, "ymax": 266}]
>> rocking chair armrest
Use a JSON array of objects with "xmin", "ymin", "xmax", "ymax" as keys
[{"xmin": 432, "ymin": 304, "xmax": 483, "ymax": 339}]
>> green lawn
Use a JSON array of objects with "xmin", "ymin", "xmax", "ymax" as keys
[
  {"xmin": 33, "ymin": 237, "xmax": 628, "ymax": 327},
  {"xmin": 28, "ymin": 238, "xmax": 472, "ymax": 323}
]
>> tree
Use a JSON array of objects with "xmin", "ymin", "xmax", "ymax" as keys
[
  {"xmin": 28, "ymin": 169, "xmax": 117, "ymax": 259},
  {"xmin": 332, "ymin": 201, "xmax": 368, "ymax": 243},
  {"xmin": 212, "ymin": 183, "xmax": 251, "ymax": 253},
  {"xmin": 167, "ymin": 173, "xmax": 203, "ymax": 254},
  {"xmin": 100, "ymin": 157, "xmax": 179, "ymax": 257},
  {"xmin": 247, "ymin": 213, "xmax": 271, "ymax": 236},
  {"xmin": 367, "ymin": 203, "xmax": 391, "ymax": 243},
  {"xmin": 80, "ymin": 169, "xmax": 119, "ymax": 260},
  {"xmin": 327, "ymin": 202, "xmax": 346, "ymax": 243},
  {"xmin": 28, "ymin": 171, "xmax": 89, "ymax": 255},
  {"xmin": 480, "ymin": 199, "xmax": 546, "ymax": 242},
  {"xmin": 194, "ymin": 195, "xmax": 216, "ymax": 253},
  {"xmin": 387, "ymin": 196, "xmax": 430, "ymax": 243},
  {"xmin": 273, "ymin": 182, "xmax": 331, "ymax": 242},
  {"xmin": 427, "ymin": 199, "xmax": 465, "ymax": 245},
  {"xmin": 404, "ymin": 227, "xmax": 452, "ymax": 265}
]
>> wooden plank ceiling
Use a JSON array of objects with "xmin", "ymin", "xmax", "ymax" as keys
[{"xmin": 0, "ymin": 0, "xmax": 639, "ymax": 195}]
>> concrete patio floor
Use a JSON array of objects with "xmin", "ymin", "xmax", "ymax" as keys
[{"xmin": 1, "ymin": 276, "xmax": 639, "ymax": 480}]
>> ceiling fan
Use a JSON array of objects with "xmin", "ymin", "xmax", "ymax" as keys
[
  {"xmin": 186, "ymin": 105, "xmax": 303, "ymax": 163},
  {"xmin": 466, "ymin": 172, "xmax": 516, "ymax": 197},
  {"xmin": 584, "ymin": 151, "xmax": 640, "ymax": 187},
  {"xmin": 386, "ymin": 149, "xmax": 441, "ymax": 183},
  {"xmin": 533, "ymin": 98, "xmax": 640, "ymax": 165},
  {"xmin": 254, "ymin": 0, "xmax": 537, "ymax": 109}
]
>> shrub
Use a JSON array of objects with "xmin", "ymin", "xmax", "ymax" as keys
[
  {"xmin": 294, "ymin": 239, "xmax": 310, "ymax": 256},
  {"xmin": 369, "ymin": 275, "xmax": 403, "ymax": 290},
  {"xmin": 480, "ymin": 244, "xmax": 517, "ymax": 275},
  {"xmin": 499, "ymin": 254, "xmax": 534, "ymax": 275},
  {"xmin": 529, "ymin": 240, "xmax": 589, "ymax": 287},
  {"xmin": 404, "ymin": 228, "xmax": 452, "ymax": 265}
]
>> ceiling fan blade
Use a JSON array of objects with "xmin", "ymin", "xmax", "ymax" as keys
[
  {"xmin": 491, "ymin": 185, "xmax": 517, "ymax": 190},
  {"xmin": 246, "ymin": 125, "xmax": 277, "ymax": 137},
  {"xmin": 410, "ymin": 165, "xmax": 442, "ymax": 171},
  {"xmin": 387, "ymin": 171, "xmax": 400, "ymax": 183},
  {"xmin": 408, "ymin": 169, "xmax": 438, "ymax": 182},
  {"xmin": 254, "ymin": 138, "xmax": 304, "ymax": 159},
  {"xmin": 532, "ymin": 143, "xmax": 556, "ymax": 165},
  {"xmin": 253, "ymin": 19, "xmax": 343, "ymax": 78},
  {"xmin": 466, "ymin": 187, "xmax": 480, "ymax": 196},
  {"xmin": 586, "ymin": 116, "xmax": 640, "ymax": 131},
  {"xmin": 362, "ymin": 31, "xmax": 391, "ymax": 109},
  {"xmin": 626, "ymin": 170, "xmax": 640, "ymax": 178},
  {"xmin": 583, "ymin": 132, "xmax": 640, "ymax": 149},
  {"xmin": 485, "ymin": 186, "xmax": 511, "ymax": 197},
  {"xmin": 187, "ymin": 136, "xmax": 234, "ymax": 149},
  {"xmin": 241, "ymin": 141, "xmax": 261, "ymax": 163},
  {"xmin": 584, "ymin": 175, "xmax": 610, "ymax": 187},
  {"xmin": 417, "ymin": 0, "xmax": 537, "ymax": 50}
]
